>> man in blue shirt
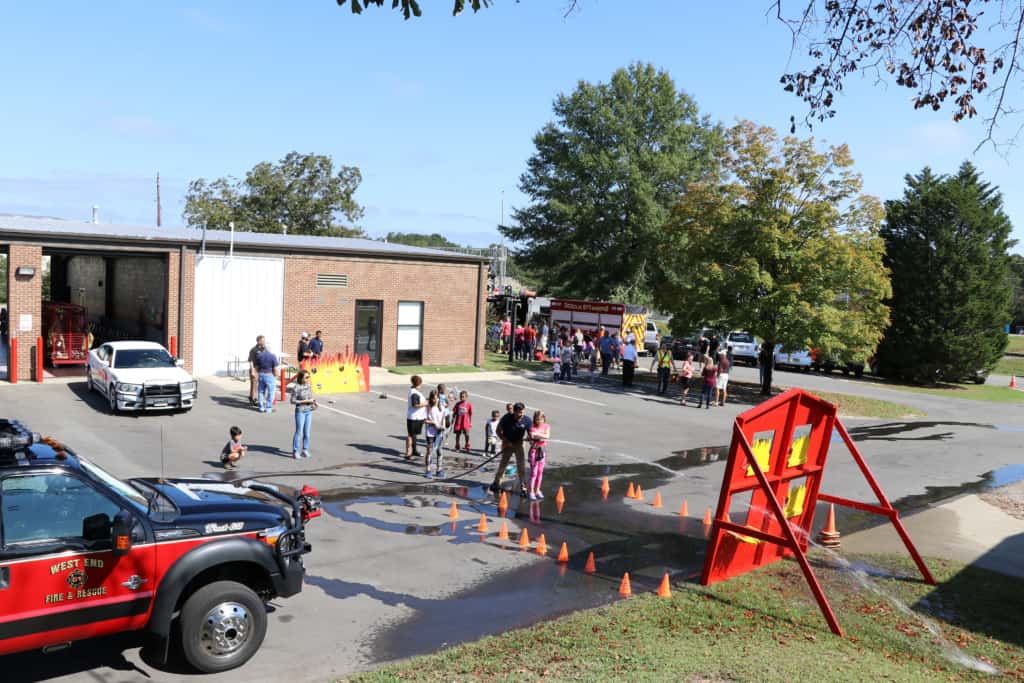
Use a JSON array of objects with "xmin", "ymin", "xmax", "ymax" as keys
[
  {"xmin": 254, "ymin": 344, "xmax": 280, "ymax": 413},
  {"xmin": 489, "ymin": 402, "xmax": 532, "ymax": 497},
  {"xmin": 599, "ymin": 332, "xmax": 614, "ymax": 376},
  {"xmin": 309, "ymin": 330, "xmax": 324, "ymax": 359}
]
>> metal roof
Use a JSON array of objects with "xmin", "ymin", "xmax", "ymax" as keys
[{"xmin": 0, "ymin": 214, "xmax": 487, "ymax": 263}]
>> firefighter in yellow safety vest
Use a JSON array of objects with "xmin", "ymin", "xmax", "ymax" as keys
[{"xmin": 649, "ymin": 342, "xmax": 677, "ymax": 395}]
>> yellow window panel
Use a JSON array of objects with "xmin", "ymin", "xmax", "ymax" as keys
[
  {"xmin": 784, "ymin": 483, "xmax": 807, "ymax": 519},
  {"xmin": 788, "ymin": 433, "xmax": 810, "ymax": 468},
  {"xmin": 745, "ymin": 437, "xmax": 773, "ymax": 477}
]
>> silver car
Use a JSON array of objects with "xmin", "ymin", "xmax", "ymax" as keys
[
  {"xmin": 725, "ymin": 331, "xmax": 759, "ymax": 365},
  {"xmin": 86, "ymin": 340, "xmax": 198, "ymax": 413}
]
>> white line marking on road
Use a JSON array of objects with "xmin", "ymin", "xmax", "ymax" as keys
[
  {"xmin": 549, "ymin": 438, "xmax": 600, "ymax": 450},
  {"xmin": 320, "ymin": 404, "xmax": 376, "ymax": 424},
  {"xmin": 383, "ymin": 391, "xmax": 535, "ymax": 411},
  {"xmin": 491, "ymin": 380, "xmax": 606, "ymax": 406}
]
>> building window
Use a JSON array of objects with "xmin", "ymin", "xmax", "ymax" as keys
[{"xmin": 396, "ymin": 301, "xmax": 423, "ymax": 366}]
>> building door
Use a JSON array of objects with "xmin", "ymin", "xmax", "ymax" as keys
[
  {"xmin": 193, "ymin": 255, "xmax": 284, "ymax": 376},
  {"xmin": 354, "ymin": 300, "xmax": 382, "ymax": 366}
]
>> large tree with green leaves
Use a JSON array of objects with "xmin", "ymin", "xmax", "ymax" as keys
[
  {"xmin": 875, "ymin": 164, "xmax": 1013, "ymax": 383},
  {"xmin": 501, "ymin": 63, "xmax": 722, "ymax": 304},
  {"xmin": 657, "ymin": 121, "xmax": 891, "ymax": 394},
  {"xmin": 183, "ymin": 152, "xmax": 365, "ymax": 237},
  {"xmin": 382, "ymin": 232, "xmax": 460, "ymax": 248}
]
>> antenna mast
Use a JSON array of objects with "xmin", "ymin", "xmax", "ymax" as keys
[{"xmin": 156, "ymin": 172, "xmax": 162, "ymax": 227}]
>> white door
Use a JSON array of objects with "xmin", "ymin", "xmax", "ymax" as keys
[{"xmin": 192, "ymin": 255, "xmax": 284, "ymax": 376}]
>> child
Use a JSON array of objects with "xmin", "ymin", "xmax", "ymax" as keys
[
  {"xmin": 528, "ymin": 411, "xmax": 550, "ymax": 501},
  {"xmin": 424, "ymin": 391, "xmax": 446, "ymax": 478},
  {"xmin": 220, "ymin": 426, "xmax": 247, "ymax": 470},
  {"xmin": 560, "ymin": 344, "xmax": 573, "ymax": 382},
  {"xmin": 679, "ymin": 351, "xmax": 695, "ymax": 406},
  {"xmin": 452, "ymin": 390, "xmax": 473, "ymax": 451},
  {"xmin": 484, "ymin": 409, "xmax": 500, "ymax": 456},
  {"xmin": 552, "ymin": 354, "xmax": 562, "ymax": 382}
]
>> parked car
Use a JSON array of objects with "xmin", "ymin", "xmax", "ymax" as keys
[
  {"xmin": 643, "ymin": 320, "xmax": 660, "ymax": 355},
  {"xmin": 87, "ymin": 340, "xmax": 198, "ymax": 413},
  {"xmin": 774, "ymin": 347, "xmax": 813, "ymax": 371},
  {"xmin": 724, "ymin": 331, "xmax": 759, "ymax": 365},
  {"xmin": 811, "ymin": 349, "xmax": 866, "ymax": 377}
]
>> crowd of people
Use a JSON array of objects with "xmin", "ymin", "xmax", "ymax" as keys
[{"xmin": 404, "ymin": 376, "xmax": 552, "ymax": 500}]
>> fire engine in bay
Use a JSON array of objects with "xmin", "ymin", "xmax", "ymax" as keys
[{"xmin": 0, "ymin": 420, "xmax": 321, "ymax": 673}]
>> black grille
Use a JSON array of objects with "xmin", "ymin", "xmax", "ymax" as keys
[{"xmin": 144, "ymin": 384, "xmax": 179, "ymax": 398}]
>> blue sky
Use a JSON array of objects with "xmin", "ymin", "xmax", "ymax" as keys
[{"xmin": 1, "ymin": 1, "xmax": 1021, "ymax": 249}]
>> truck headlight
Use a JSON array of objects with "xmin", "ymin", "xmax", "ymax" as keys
[
  {"xmin": 180, "ymin": 380, "xmax": 198, "ymax": 393},
  {"xmin": 117, "ymin": 382, "xmax": 143, "ymax": 394}
]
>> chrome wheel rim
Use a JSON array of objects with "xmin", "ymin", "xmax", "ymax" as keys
[{"xmin": 199, "ymin": 601, "xmax": 251, "ymax": 658}]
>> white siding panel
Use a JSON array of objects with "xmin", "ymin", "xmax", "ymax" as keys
[{"xmin": 193, "ymin": 255, "xmax": 284, "ymax": 376}]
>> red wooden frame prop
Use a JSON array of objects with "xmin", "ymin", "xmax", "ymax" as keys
[{"xmin": 699, "ymin": 388, "xmax": 934, "ymax": 636}]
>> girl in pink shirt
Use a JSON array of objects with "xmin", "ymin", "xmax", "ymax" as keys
[
  {"xmin": 452, "ymin": 390, "xmax": 473, "ymax": 452},
  {"xmin": 528, "ymin": 411, "xmax": 550, "ymax": 501}
]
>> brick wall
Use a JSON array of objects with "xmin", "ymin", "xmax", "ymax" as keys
[
  {"xmin": 180, "ymin": 249, "xmax": 195, "ymax": 373},
  {"xmin": 282, "ymin": 256, "xmax": 484, "ymax": 367},
  {"xmin": 7, "ymin": 245, "xmax": 42, "ymax": 381}
]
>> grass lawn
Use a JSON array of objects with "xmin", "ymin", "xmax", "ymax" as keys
[
  {"xmin": 479, "ymin": 350, "xmax": 548, "ymax": 373},
  {"xmin": 386, "ymin": 364, "xmax": 482, "ymax": 375},
  {"xmin": 810, "ymin": 389, "xmax": 925, "ymax": 418},
  {"xmin": 882, "ymin": 381, "xmax": 1024, "ymax": 404},
  {"xmin": 993, "ymin": 356, "xmax": 1024, "ymax": 376},
  {"xmin": 1005, "ymin": 335, "xmax": 1024, "ymax": 354},
  {"xmin": 347, "ymin": 554, "xmax": 1022, "ymax": 682}
]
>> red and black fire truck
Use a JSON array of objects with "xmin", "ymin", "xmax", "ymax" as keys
[
  {"xmin": 0, "ymin": 420, "xmax": 320, "ymax": 673},
  {"xmin": 42, "ymin": 301, "xmax": 91, "ymax": 367}
]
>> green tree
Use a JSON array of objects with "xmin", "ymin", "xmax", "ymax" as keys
[
  {"xmin": 183, "ymin": 152, "xmax": 365, "ymax": 237},
  {"xmin": 501, "ymin": 63, "xmax": 722, "ymax": 304},
  {"xmin": 383, "ymin": 232, "xmax": 460, "ymax": 248},
  {"xmin": 657, "ymin": 121, "xmax": 891, "ymax": 394},
  {"xmin": 1008, "ymin": 254, "xmax": 1024, "ymax": 327},
  {"xmin": 876, "ymin": 164, "xmax": 1013, "ymax": 383}
]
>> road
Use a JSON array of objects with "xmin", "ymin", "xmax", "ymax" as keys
[{"xmin": 1, "ymin": 365, "xmax": 1021, "ymax": 682}]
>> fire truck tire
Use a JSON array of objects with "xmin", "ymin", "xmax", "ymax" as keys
[{"xmin": 179, "ymin": 580, "xmax": 267, "ymax": 673}]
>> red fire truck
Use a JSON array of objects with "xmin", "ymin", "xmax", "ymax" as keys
[{"xmin": 42, "ymin": 301, "xmax": 91, "ymax": 367}]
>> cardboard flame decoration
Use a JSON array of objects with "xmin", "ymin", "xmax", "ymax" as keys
[{"xmin": 307, "ymin": 351, "xmax": 371, "ymax": 394}]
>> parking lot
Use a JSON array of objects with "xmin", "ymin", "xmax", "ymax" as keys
[{"xmin": 2, "ymin": 364, "xmax": 1022, "ymax": 682}]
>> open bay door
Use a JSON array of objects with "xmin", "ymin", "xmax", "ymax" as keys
[{"xmin": 192, "ymin": 255, "xmax": 284, "ymax": 376}]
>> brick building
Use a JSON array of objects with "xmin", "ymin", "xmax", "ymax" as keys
[{"xmin": 1, "ymin": 216, "xmax": 488, "ymax": 380}]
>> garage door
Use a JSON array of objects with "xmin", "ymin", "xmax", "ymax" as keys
[{"xmin": 192, "ymin": 255, "xmax": 284, "ymax": 376}]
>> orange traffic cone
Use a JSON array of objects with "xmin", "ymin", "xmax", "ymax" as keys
[
  {"xmin": 618, "ymin": 572, "xmax": 632, "ymax": 597},
  {"xmin": 635, "ymin": 485, "xmax": 644, "ymax": 502},
  {"xmin": 678, "ymin": 499, "xmax": 689, "ymax": 517},
  {"xmin": 584, "ymin": 551, "xmax": 597, "ymax": 574},
  {"xmin": 536, "ymin": 533, "xmax": 548, "ymax": 555},
  {"xmin": 1012, "ymin": 375, "xmax": 1018, "ymax": 389},
  {"xmin": 652, "ymin": 492, "xmax": 663, "ymax": 508},
  {"xmin": 657, "ymin": 573, "xmax": 672, "ymax": 598},
  {"xmin": 600, "ymin": 477, "xmax": 610, "ymax": 495},
  {"xmin": 518, "ymin": 528, "xmax": 531, "ymax": 548},
  {"xmin": 497, "ymin": 520, "xmax": 509, "ymax": 540},
  {"xmin": 555, "ymin": 486, "xmax": 566, "ymax": 505},
  {"xmin": 817, "ymin": 503, "xmax": 841, "ymax": 549},
  {"xmin": 557, "ymin": 542, "xmax": 569, "ymax": 563},
  {"xmin": 447, "ymin": 502, "xmax": 459, "ymax": 519},
  {"xmin": 556, "ymin": 499, "xmax": 565, "ymax": 514},
  {"xmin": 477, "ymin": 514, "xmax": 488, "ymax": 533},
  {"xmin": 626, "ymin": 482, "xmax": 636, "ymax": 499},
  {"xmin": 703, "ymin": 508, "xmax": 713, "ymax": 525},
  {"xmin": 498, "ymin": 490, "xmax": 509, "ymax": 513}
]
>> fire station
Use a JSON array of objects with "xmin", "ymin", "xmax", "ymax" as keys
[{"xmin": 0, "ymin": 215, "xmax": 488, "ymax": 381}]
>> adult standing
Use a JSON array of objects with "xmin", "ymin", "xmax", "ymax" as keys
[
  {"xmin": 489, "ymin": 402, "xmax": 532, "ymax": 498},
  {"xmin": 709, "ymin": 334, "xmax": 720, "ymax": 358},
  {"xmin": 611, "ymin": 332, "xmax": 622, "ymax": 370},
  {"xmin": 698, "ymin": 354, "xmax": 718, "ymax": 409},
  {"xmin": 500, "ymin": 316, "xmax": 511, "ymax": 354},
  {"xmin": 405, "ymin": 375, "xmax": 428, "ymax": 460},
  {"xmin": 514, "ymin": 323, "xmax": 525, "ymax": 359},
  {"xmin": 297, "ymin": 332, "xmax": 312, "ymax": 369},
  {"xmin": 254, "ymin": 342, "xmax": 280, "ymax": 413},
  {"xmin": 247, "ymin": 334, "xmax": 266, "ymax": 408},
  {"xmin": 599, "ymin": 331, "xmax": 613, "ymax": 375},
  {"xmin": 716, "ymin": 350, "xmax": 731, "ymax": 406},
  {"xmin": 650, "ymin": 341, "xmax": 676, "ymax": 395},
  {"xmin": 540, "ymin": 321, "xmax": 549, "ymax": 358},
  {"xmin": 524, "ymin": 323, "xmax": 537, "ymax": 360},
  {"xmin": 621, "ymin": 337, "xmax": 638, "ymax": 387},
  {"xmin": 309, "ymin": 330, "xmax": 324, "ymax": 360},
  {"xmin": 290, "ymin": 370, "xmax": 316, "ymax": 459}
]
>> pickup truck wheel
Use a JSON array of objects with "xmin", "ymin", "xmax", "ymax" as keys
[{"xmin": 180, "ymin": 580, "xmax": 267, "ymax": 673}]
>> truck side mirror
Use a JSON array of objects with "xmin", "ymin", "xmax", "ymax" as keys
[
  {"xmin": 112, "ymin": 511, "xmax": 134, "ymax": 556},
  {"xmin": 82, "ymin": 512, "xmax": 111, "ymax": 542}
]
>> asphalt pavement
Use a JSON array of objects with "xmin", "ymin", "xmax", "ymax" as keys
[{"xmin": 1, "ymin": 364, "xmax": 1022, "ymax": 682}]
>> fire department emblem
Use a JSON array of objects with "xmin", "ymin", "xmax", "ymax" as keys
[{"xmin": 66, "ymin": 568, "xmax": 88, "ymax": 590}]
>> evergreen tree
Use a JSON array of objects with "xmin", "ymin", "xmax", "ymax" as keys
[{"xmin": 877, "ymin": 163, "xmax": 1013, "ymax": 383}]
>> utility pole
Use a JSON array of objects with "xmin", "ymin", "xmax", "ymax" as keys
[{"xmin": 156, "ymin": 172, "xmax": 162, "ymax": 227}]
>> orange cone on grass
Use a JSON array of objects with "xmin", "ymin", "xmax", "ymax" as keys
[
  {"xmin": 618, "ymin": 572, "xmax": 632, "ymax": 597},
  {"xmin": 557, "ymin": 542, "xmax": 569, "ymax": 563},
  {"xmin": 652, "ymin": 492, "xmax": 663, "ymax": 508},
  {"xmin": 497, "ymin": 520, "xmax": 509, "ymax": 540},
  {"xmin": 657, "ymin": 573, "xmax": 672, "ymax": 598},
  {"xmin": 1012, "ymin": 375, "xmax": 1018, "ymax": 389},
  {"xmin": 518, "ymin": 528, "xmax": 531, "ymax": 548},
  {"xmin": 584, "ymin": 552, "xmax": 597, "ymax": 574},
  {"xmin": 817, "ymin": 503, "xmax": 841, "ymax": 549},
  {"xmin": 678, "ymin": 499, "xmax": 689, "ymax": 517},
  {"xmin": 476, "ymin": 514, "xmax": 488, "ymax": 533},
  {"xmin": 447, "ymin": 502, "xmax": 459, "ymax": 519},
  {"xmin": 536, "ymin": 534, "xmax": 548, "ymax": 555}
]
